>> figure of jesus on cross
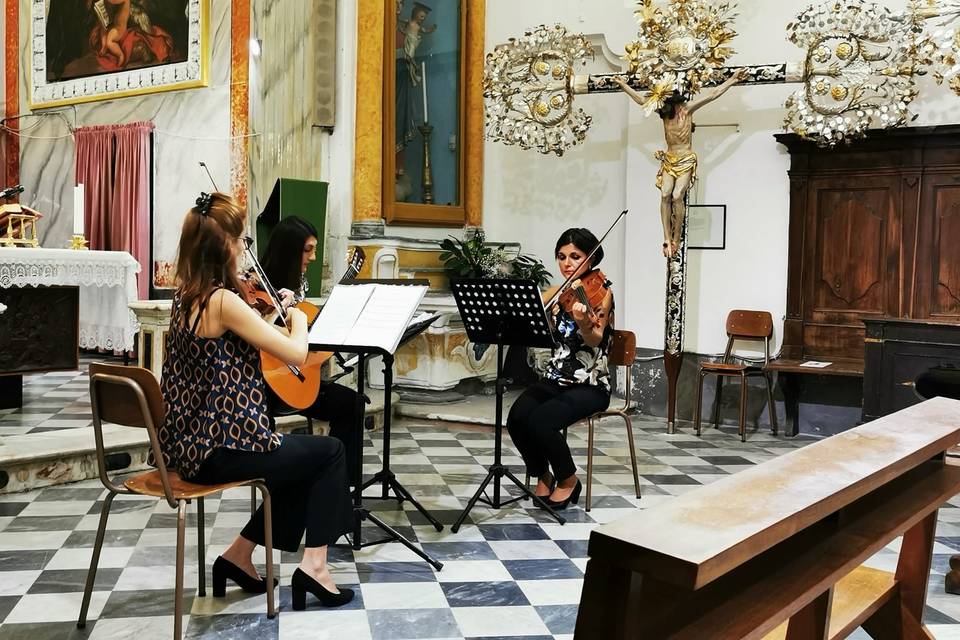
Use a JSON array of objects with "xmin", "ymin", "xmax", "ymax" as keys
[{"xmin": 613, "ymin": 69, "xmax": 746, "ymax": 258}]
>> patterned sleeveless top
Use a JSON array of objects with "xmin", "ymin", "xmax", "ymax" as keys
[
  {"xmin": 543, "ymin": 295, "xmax": 614, "ymax": 391},
  {"xmin": 157, "ymin": 290, "xmax": 281, "ymax": 479}
]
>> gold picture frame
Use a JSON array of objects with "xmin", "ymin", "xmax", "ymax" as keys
[{"xmin": 30, "ymin": 0, "xmax": 209, "ymax": 109}]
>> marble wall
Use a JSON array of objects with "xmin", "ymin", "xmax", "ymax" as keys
[
  {"xmin": 13, "ymin": 0, "xmax": 234, "ymax": 289},
  {"xmin": 247, "ymin": 0, "xmax": 333, "ymax": 223}
]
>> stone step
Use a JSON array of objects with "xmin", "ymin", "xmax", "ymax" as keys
[{"xmin": 0, "ymin": 389, "xmax": 393, "ymax": 494}]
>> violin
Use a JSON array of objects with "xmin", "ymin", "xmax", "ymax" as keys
[
  {"xmin": 544, "ymin": 209, "xmax": 627, "ymax": 322},
  {"xmin": 558, "ymin": 268, "xmax": 611, "ymax": 326}
]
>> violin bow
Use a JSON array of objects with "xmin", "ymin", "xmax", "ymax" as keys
[{"xmin": 543, "ymin": 209, "xmax": 627, "ymax": 313}]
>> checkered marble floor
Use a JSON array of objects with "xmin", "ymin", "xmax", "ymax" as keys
[{"xmin": 4, "ymin": 367, "xmax": 960, "ymax": 638}]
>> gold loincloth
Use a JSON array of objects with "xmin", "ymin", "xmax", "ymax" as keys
[{"xmin": 655, "ymin": 149, "xmax": 698, "ymax": 189}]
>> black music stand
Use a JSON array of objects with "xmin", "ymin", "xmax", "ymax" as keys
[
  {"xmin": 310, "ymin": 279, "xmax": 442, "ymax": 570},
  {"xmin": 449, "ymin": 278, "xmax": 565, "ymax": 533},
  {"xmin": 361, "ymin": 313, "xmax": 442, "ymax": 528}
]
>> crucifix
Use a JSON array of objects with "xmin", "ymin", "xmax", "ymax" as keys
[{"xmin": 482, "ymin": 0, "xmax": 960, "ymax": 433}]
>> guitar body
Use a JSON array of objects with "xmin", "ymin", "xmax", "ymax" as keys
[
  {"xmin": 258, "ymin": 239, "xmax": 365, "ymax": 409},
  {"xmin": 260, "ymin": 300, "xmax": 336, "ymax": 410}
]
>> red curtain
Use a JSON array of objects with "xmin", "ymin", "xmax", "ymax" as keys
[{"xmin": 74, "ymin": 121, "xmax": 153, "ymax": 299}]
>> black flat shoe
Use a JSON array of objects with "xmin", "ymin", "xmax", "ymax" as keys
[
  {"xmin": 543, "ymin": 480, "xmax": 582, "ymax": 511},
  {"xmin": 291, "ymin": 567, "xmax": 354, "ymax": 610},
  {"xmin": 211, "ymin": 556, "xmax": 278, "ymax": 597}
]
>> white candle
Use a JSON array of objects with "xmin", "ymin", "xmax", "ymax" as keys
[
  {"xmin": 73, "ymin": 184, "xmax": 85, "ymax": 236},
  {"xmin": 421, "ymin": 61, "xmax": 428, "ymax": 123}
]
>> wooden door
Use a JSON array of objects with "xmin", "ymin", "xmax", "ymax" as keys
[
  {"xmin": 914, "ymin": 172, "xmax": 960, "ymax": 321},
  {"xmin": 802, "ymin": 175, "xmax": 901, "ymax": 359}
]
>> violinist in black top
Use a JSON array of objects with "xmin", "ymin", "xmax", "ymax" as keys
[
  {"xmin": 258, "ymin": 216, "xmax": 364, "ymax": 480},
  {"xmin": 506, "ymin": 228, "xmax": 614, "ymax": 510}
]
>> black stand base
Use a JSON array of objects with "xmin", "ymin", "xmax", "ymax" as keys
[
  {"xmin": 350, "ymin": 505, "xmax": 444, "ymax": 571},
  {"xmin": 451, "ymin": 463, "xmax": 565, "ymax": 533},
  {"xmin": 361, "ymin": 470, "xmax": 444, "ymax": 532},
  {"xmin": 0, "ymin": 375, "xmax": 22, "ymax": 409}
]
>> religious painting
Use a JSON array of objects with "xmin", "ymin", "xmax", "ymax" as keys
[
  {"xmin": 687, "ymin": 204, "xmax": 726, "ymax": 250},
  {"xmin": 30, "ymin": 0, "xmax": 209, "ymax": 109},
  {"xmin": 387, "ymin": 0, "xmax": 465, "ymax": 224}
]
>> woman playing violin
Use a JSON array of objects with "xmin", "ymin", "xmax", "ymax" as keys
[
  {"xmin": 157, "ymin": 193, "xmax": 354, "ymax": 609},
  {"xmin": 257, "ymin": 216, "xmax": 364, "ymax": 480},
  {"xmin": 506, "ymin": 228, "xmax": 614, "ymax": 510}
]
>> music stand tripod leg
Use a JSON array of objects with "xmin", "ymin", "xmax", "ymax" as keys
[
  {"xmin": 451, "ymin": 341, "xmax": 566, "ymax": 532},
  {"xmin": 365, "ymin": 510, "xmax": 444, "ymax": 570}
]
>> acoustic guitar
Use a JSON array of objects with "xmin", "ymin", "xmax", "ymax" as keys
[{"xmin": 261, "ymin": 247, "xmax": 366, "ymax": 410}]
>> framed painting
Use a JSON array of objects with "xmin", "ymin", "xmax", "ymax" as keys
[
  {"xmin": 687, "ymin": 204, "xmax": 727, "ymax": 250},
  {"xmin": 30, "ymin": 0, "xmax": 209, "ymax": 109}
]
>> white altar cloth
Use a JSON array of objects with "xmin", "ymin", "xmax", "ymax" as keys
[{"xmin": 0, "ymin": 248, "xmax": 141, "ymax": 351}]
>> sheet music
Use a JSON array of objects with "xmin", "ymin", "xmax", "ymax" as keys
[
  {"xmin": 308, "ymin": 283, "xmax": 426, "ymax": 353},
  {"xmin": 308, "ymin": 284, "xmax": 375, "ymax": 345},
  {"xmin": 346, "ymin": 285, "xmax": 427, "ymax": 353}
]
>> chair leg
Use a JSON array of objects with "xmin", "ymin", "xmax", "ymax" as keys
[
  {"xmin": 250, "ymin": 486, "xmax": 257, "ymax": 517},
  {"xmin": 694, "ymin": 371, "xmax": 706, "ymax": 436},
  {"xmin": 197, "ymin": 497, "xmax": 206, "ymax": 597},
  {"xmin": 586, "ymin": 417, "xmax": 595, "ymax": 512},
  {"xmin": 174, "ymin": 499, "xmax": 187, "ymax": 640},
  {"xmin": 257, "ymin": 483, "xmax": 276, "ymax": 619},
  {"xmin": 712, "ymin": 376, "xmax": 724, "ymax": 429},
  {"xmin": 738, "ymin": 373, "xmax": 748, "ymax": 443},
  {"xmin": 77, "ymin": 491, "xmax": 116, "ymax": 629},
  {"xmin": 764, "ymin": 373, "xmax": 779, "ymax": 436},
  {"xmin": 622, "ymin": 412, "xmax": 641, "ymax": 500},
  {"xmin": 307, "ymin": 417, "xmax": 314, "ymax": 434}
]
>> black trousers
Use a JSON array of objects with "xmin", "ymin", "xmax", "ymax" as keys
[
  {"xmin": 192, "ymin": 434, "xmax": 353, "ymax": 551},
  {"xmin": 269, "ymin": 382, "xmax": 362, "ymax": 482},
  {"xmin": 300, "ymin": 382, "xmax": 362, "ymax": 481},
  {"xmin": 506, "ymin": 380, "xmax": 610, "ymax": 481}
]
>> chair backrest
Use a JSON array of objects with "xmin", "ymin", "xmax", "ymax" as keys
[
  {"xmin": 88, "ymin": 362, "xmax": 177, "ymax": 506},
  {"xmin": 608, "ymin": 330, "xmax": 637, "ymax": 368},
  {"xmin": 723, "ymin": 310, "xmax": 774, "ymax": 363}
]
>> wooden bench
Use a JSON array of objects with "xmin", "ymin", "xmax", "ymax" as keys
[
  {"xmin": 575, "ymin": 397, "xmax": 960, "ymax": 639},
  {"xmin": 763, "ymin": 358, "xmax": 864, "ymax": 436}
]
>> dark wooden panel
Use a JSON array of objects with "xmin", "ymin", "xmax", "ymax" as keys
[
  {"xmin": 0, "ymin": 286, "xmax": 79, "ymax": 375},
  {"xmin": 915, "ymin": 173, "xmax": 960, "ymax": 320}
]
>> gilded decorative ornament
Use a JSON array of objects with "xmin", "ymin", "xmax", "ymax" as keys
[
  {"xmin": 785, "ymin": 0, "xmax": 920, "ymax": 146},
  {"xmin": 483, "ymin": 24, "xmax": 593, "ymax": 156},
  {"xmin": 623, "ymin": 0, "xmax": 739, "ymax": 111},
  {"xmin": 913, "ymin": 0, "xmax": 960, "ymax": 96}
]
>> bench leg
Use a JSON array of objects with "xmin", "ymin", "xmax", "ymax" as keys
[
  {"xmin": 779, "ymin": 372, "xmax": 800, "ymax": 437},
  {"xmin": 575, "ymin": 559, "xmax": 634, "ymax": 639},
  {"xmin": 862, "ymin": 595, "xmax": 934, "ymax": 640},
  {"xmin": 785, "ymin": 587, "xmax": 833, "ymax": 640},
  {"xmin": 896, "ymin": 510, "xmax": 938, "ymax": 622}
]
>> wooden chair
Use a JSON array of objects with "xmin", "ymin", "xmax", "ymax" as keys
[
  {"xmin": 694, "ymin": 310, "xmax": 779, "ymax": 442},
  {"xmin": 526, "ymin": 330, "xmax": 642, "ymax": 511},
  {"xmin": 77, "ymin": 363, "xmax": 276, "ymax": 639}
]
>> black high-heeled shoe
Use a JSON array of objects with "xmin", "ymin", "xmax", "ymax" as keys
[
  {"xmin": 211, "ymin": 556, "xmax": 278, "ymax": 597},
  {"xmin": 533, "ymin": 473, "xmax": 557, "ymax": 500},
  {"xmin": 291, "ymin": 567, "xmax": 354, "ymax": 610},
  {"xmin": 543, "ymin": 479, "xmax": 582, "ymax": 511}
]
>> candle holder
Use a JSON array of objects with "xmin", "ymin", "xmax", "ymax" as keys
[
  {"xmin": 69, "ymin": 234, "xmax": 89, "ymax": 250},
  {"xmin": 418, "ymin": 122, "xmax": 434, "ymax": 205}
]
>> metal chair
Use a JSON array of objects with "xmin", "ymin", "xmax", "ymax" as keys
[
  {"xmin": 77, "ymin": 363, "xmax": 276, "ymax": 639},
  {"xmin": 526, "ymin": 330, "xmax": 642, "ymax": 511},
  {"xmin": 694, "ymin": 310, "xmax": 779, "ymax": 442}
]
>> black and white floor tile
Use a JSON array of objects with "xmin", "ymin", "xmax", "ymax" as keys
[{"xmin": 2, "ymin": 363, "xmax": 960, "ymax": 639}]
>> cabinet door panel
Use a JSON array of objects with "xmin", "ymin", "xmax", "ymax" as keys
[
  {"xmin": 802, "ymin": 175, "xmax": 900, "ymax": 357},
  {"xmin": 915, "ymin": 174, "xmax": 960, "ymax": 320}
]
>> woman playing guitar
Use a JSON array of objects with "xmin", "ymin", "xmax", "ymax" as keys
[
  {"xmin": 506, "ymin": 227, "xmax": 615, "ymax": 510},
  {"xmin": 255, "ymin": 215, "xmax": 366, "ymax": 481}
]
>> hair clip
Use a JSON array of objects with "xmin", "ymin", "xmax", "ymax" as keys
[{"xmin": 195, "ymin": 192, "xmax": 213, "ymax": 216}]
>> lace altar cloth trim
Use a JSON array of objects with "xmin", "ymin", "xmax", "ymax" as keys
[{"xmin": 0, "ymin": 248, "xmax": 141, "ymax": 350}]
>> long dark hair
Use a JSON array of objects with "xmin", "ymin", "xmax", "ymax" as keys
[
  {"xmin": 173, "ymin": 192, "xmax": 246, "ymax": 322},
  {"xmin": 555, "ymin": 227, "xmax": 603, "ymax": 268},
  {"xmin": 260, "ymin": 216, "xmax": 319, "ymax": 291}
]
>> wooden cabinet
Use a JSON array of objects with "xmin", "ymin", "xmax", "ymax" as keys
[{"xmin": 776, "ymin": 126, "xmax": 960, "ymax": 364}]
